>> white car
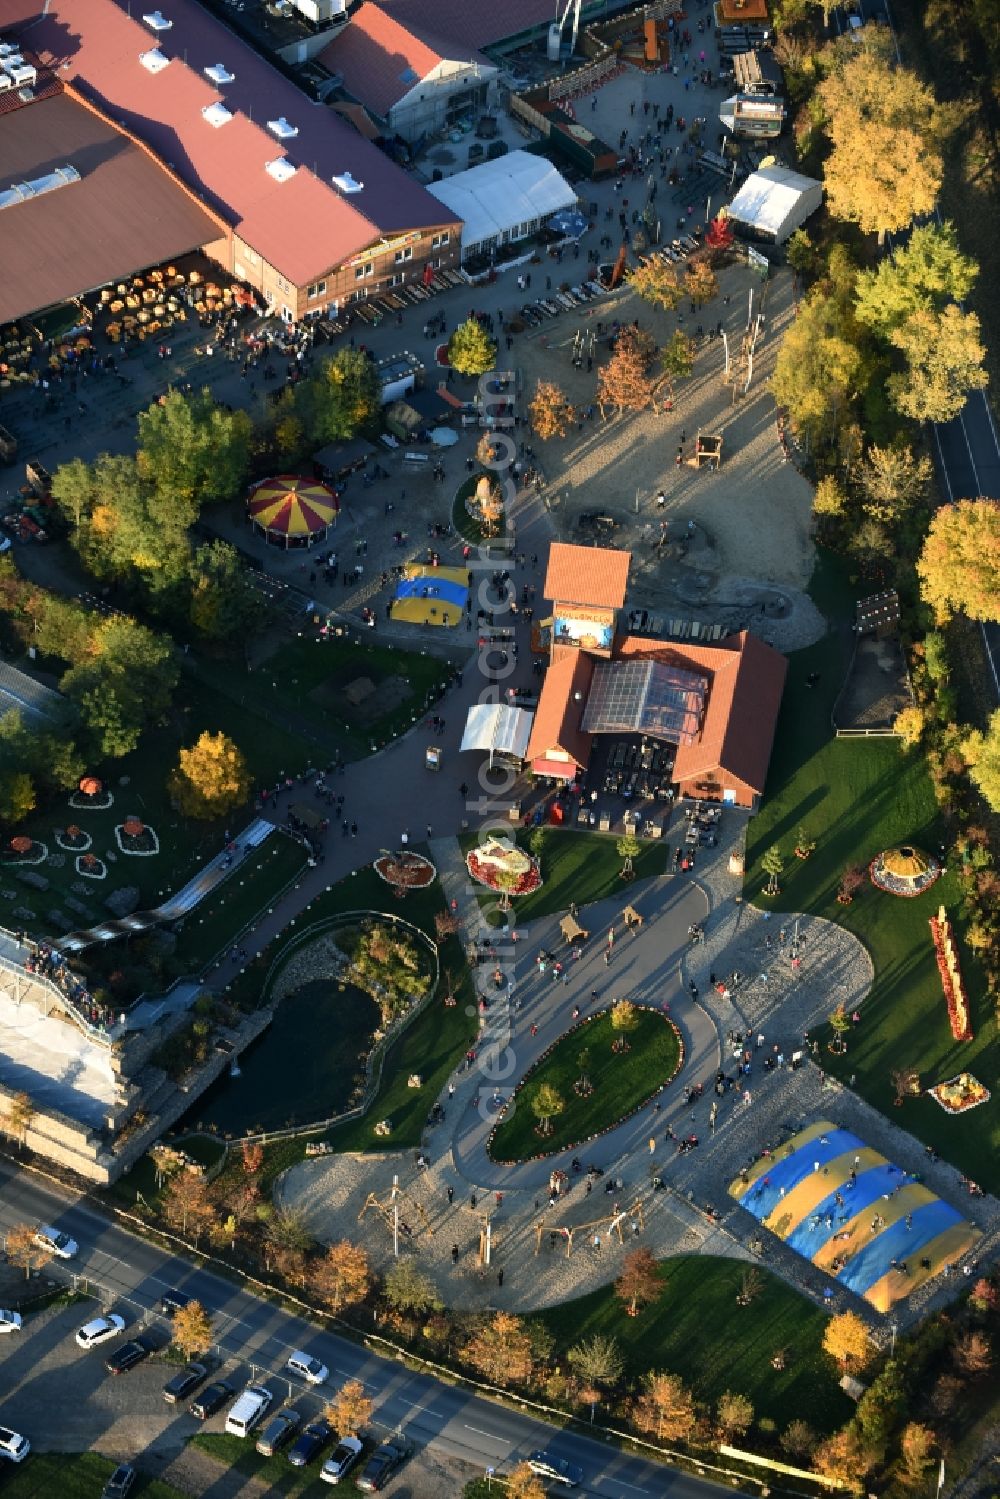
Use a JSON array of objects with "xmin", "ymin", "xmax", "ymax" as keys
[
  {"xmin": 34, "ymin": 1226, "xmax": 78, "ymax": 1260},
  {"xmin": 0, "ymin": 1310, "xmax": 22, "ymax": 1334},
  {"xmin": 0, "ymin": 1426, "xmax": 30, "ymax": 1463},
  {"xmin": 76, "ymin": 1313, "xmax": 126, "ymax": 1349},
  {"xmin": 321, "ymin": 1435, "xmax": 364, "ymax": 1484}
]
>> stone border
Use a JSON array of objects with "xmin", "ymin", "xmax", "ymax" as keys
[
  {"xmin": 54, "ymin": 829, "xmax": 93, "ymax": 853},
  {"xmin": 69, "ymin": 790, "xmax": 114, "ymax": 810},
  {"xmin": 75, "ymin": 854, "xmax": 108, "ymax": 880},
  {"xmin": 114, "ymin": 824, "xmax": 161, "ymax": 857},
  {"xmin": 487, "ymin": 1005, "xmax": 685, "ymax": 1165},
  {"xmin": 5, "ymin": 841, "xmax": 49, "ymax": 867}
]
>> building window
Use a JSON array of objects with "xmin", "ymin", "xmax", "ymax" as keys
[
  {"xmin": 281, "ymin": 305, "xmax": 294, "ymax": 323},
  {"xmin": 432, "ymin": 231, "xmax": 450, "ymax": 248},
  {"xmin": 388, "ymin": 272, "xmax": 405, "ymax": 287},
  {"xmin": 245, "ymin": 248, "xmax": 260, "ymax": 266},
  {"xmin": 394, "ymin": 246, "xmax": 412, "ymax": 264},
  {"xmin": 354, "ymin": 263, "xmax": 373, "ymax": 280},
  {"xmin": 306, "ymin": 280, "xmax": 327, "ymax": 300}
]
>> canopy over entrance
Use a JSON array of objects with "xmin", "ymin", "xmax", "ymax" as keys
[
  {"xmin": 461, "ymin": 703, "xmax": 534, "ymax": 763},
  {"xmin": 247, "ymin": 475, "xmax": 339, "ymax": 548}
]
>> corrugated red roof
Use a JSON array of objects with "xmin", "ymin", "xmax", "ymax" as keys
[
  {"xmin": 0, "ymin": 0, "xmax": 457, "ymax": 286},
  {"xmin": 544, "ymin": 542, "xmax": 632, "ymax": 610},
  {"xmin": 319, "ymin": 3, "xmax": 489, "ymax": 120},
  {"xmin": 0, "ymin": 89, "xmax": 220, "ymax": 324},
  {"xmin": 377, "ymin": 0, "xmax": 558, "ymax": 53},
  {"xmin": 615, "ymin": 632, "xmax": 787, "ymax": 795},
  {"xmin": 525, "ymin": 648, "xmax": 594, "ymax": 768}
]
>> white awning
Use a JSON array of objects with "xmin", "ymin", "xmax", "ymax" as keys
[
  {"xmin": 726, "ymin": 165, "xmax": 822, "ymax": 243},
  {"xmin": 461, "ymin": 703, "xmax": 534, "ymax": 760},
  {"xmin": 427, "ymin": 150, "xmax": 577, "ymax": 258}
]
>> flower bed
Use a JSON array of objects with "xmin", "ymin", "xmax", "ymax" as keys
[
  {"xmin": 373, "ymin": 850, "xmax": 437, "ymax": 891},
  {"xmin": 4, "ymin": 841, "xmax": 48, "ymax": 867},
  {"xmin": 75, "ymin": 854, "xmax": 108, "ymax": 880},
  {"xmin": 114, "ymin": 822, "xmax": 160, "ymax": 856},
  {"xmin": 929, "ymin": 909, "xmax": 972, "ymax": 1041},
  {"xmin": 466, "ymin": 836, "xmax": 542, "ymax": 898},
  {"xmin": 928, "ymin": 1072, "xmax": 990, "ymax": 1114},
  {"xmin": 55, "ymin": 827, "xmax": 92, "ymax": 853},
  {"xmin": 69, "ymin": 789, "xmax": 114, "ymax": 810}
]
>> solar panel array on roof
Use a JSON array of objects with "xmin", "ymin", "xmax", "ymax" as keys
[{"xmin": 582, "ymin": 659, "xmax": 707, "ymax": 745}]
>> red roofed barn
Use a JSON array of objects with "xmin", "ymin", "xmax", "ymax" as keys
[
  {"xmin": 0, "ymin": 0, "xmax": 461, "ymax": 322},
  {"xmin": 528, "ymin": 542, "xmax": 788, "ymax": 811}
]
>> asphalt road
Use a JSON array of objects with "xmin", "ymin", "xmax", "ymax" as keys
[{"xmin": 0, "ymin": 1156, "xmax": 732, "ymax": 1499}]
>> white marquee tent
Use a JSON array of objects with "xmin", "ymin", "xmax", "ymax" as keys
[
  {"xmin": 461, "ymin": 702, "xmax": 534, "ymax": 764},
  {"xmin": 428, "ymin": 150, "xmax": 577, "ymax": 262},
  {"xmin": 726, "ymin": 165, "xmax": 822, "ymax": 244}
]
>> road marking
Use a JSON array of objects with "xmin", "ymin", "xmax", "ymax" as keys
[
  {"xmin": 463, "ymin": 1425, "xmax": 510, "ymax": 1445},
  {"xmin": 605, "ymin": 1481, "xmax": 648, "ymax": 1494}
]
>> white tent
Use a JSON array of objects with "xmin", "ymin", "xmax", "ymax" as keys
[
  {"xmin": 428, "ymin": 150, "xmax": 577, "ymax": 262},
  {"xmin": 726, "ymin": 165, "xmax": 822, "ymax": 244},
  {"xmin": 461, "ymin": 703, "xmax": 534, "ymax": 763}
]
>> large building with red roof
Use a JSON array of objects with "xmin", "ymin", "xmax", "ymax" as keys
[
  {"xmin": 0, "ymin": 0, "xmax": 461, "ymax": 321},
  {"xmin": 317, "ymin": 0, "xmax": 564, "ymax": 140},
  {"xmin": 526, "ymin": 543, "xmax": 788, "ymax": 810}
]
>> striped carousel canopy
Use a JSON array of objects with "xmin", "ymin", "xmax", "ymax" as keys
[{"xmin": 247, "ymin": 475, "xmax": 339, "ymax": 538}]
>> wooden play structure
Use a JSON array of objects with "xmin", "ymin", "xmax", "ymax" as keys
[
  {"xmin": 560, "ymin": 913, "xmax": 590, "ymax": 945},
  {"xmin": 359, "ymin": 1175, "xmax": 432, "ymax": 1256},
  {"xmin": 622, "ymin": 904, "xmax": 645, "ymax": 931},
  {"xmin": 688, "ymin": 431, "xmax": 723, "ymax": 470},
  {"xmin": 535, "ymin": 1199, "xmax": 646, "ymax": 1257}
]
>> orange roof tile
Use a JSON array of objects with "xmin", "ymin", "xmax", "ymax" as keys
[
  {"xmin": 525, "ymin": 649, "xmax": 595, "ymax": 767},
  {"xmin": 544, "ymin": 543, "xmax": 631, "ymax": 610},
  {"xmin": 615, "ymin": 632, "xmax": 787, "ymax": 795}
]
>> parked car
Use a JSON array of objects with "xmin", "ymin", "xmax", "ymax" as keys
[
  {"xmin": 101, "ymin": 1464, "xmax": 136, "ymax": 1498},
  {"xmin": 76, "ymin": 1314, "xmax": 126, "ymax": 1349},
  {"xmin": 0, "ymin": 1310, "xmax": 22, "ymax": 1334},
  {"xmin": 225, "ymin": 1384, "xmax": 273, "ymax": 1438},
  {"xmin": 321, "ymin": 1435, "xmax": 364, "ymax": 1484},
  {"xmin": 256, "ymin": 1408, "xmax": 301, "ymax": 1458},
  {"xmin": 285, "ymin": 1350, "xmax": 329, "ymax": 1386},
  {"xmin": 287, "ymin": 1418, "xmax": 332, "ymax": 1468},
  {"xmin": 162, "ymin": 1362, "xmax": 208, "ymax": 1404},
  {"xmin": 158, "ymin": 1288, "xmax": 193, "ymax": 1317},
  {"xmin": 189, "ymin": 1380, "xmax": 233, "ymax": 1420},
  {"xmin": 0, "ymin": 1427, "xmax": 30, "ymax": 1463},
  {"xmin": 357, "ymin": 1437, "xmax": 411, "ymax": 1491},
  {"xmin": 34, "ymin": 1226, "xmax": 78, "ymax": 1259},
  {"xmin": 528, "ymin": 1452, "xmax": 584, "ymax": 1488},
  {"xmin": 105, "ymin": 1339, "xmax": 150, "ymax": 1375}
]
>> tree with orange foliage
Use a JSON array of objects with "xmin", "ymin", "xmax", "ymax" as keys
[
  {"xmin": 465, "ymin": 1311, "xmax": 535, "ymax": 1388},
  {"xmin": 616, "ymin": 1247, "xmax": 661, "ymax": 1317},
  {"xmin": 596, "ymin": 330, "xmax": 655, "ymax": 418}
]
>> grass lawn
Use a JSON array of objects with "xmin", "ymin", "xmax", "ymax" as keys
[
  {"xmin": 537, "ymin": 1256, "xmax": 852, "ymax": 1435},
  {"xmin": 4, "ymin": 665, "xmax": 307, "ymax": 952},
  {"xmin": 489, "ymin": 1008, "xmax": 681, "ymax": 1161},
  {"xmin": 460, "ymin": 828, "xmax": 667, "ymax": 925},
  {"xmin": 191, "ymin": 1432, "xmax": 362, "ymax": 1495},
  {"xmin": 0, "ymin": 1452, "xmax": 189, "ymax": 1498},
  {"xmin": 171, "ymin": 833, "xmax": 307, "ymax": 972},
  {"xmin": 195, "ymin": 634, "xmax": 455, "ymax": 758},
  {"xmin": 745, "ymin": 603, "xmax": 999, "ymax": 1190}
]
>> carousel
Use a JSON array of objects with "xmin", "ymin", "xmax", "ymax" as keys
[{"xmin": 247, "ymin": 475, "xmax": 339, "ymax": 549}]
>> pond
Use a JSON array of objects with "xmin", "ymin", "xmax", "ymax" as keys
[{"xmin": 184, "ymin": 979, "xmax": 380, "ymax": 1136}]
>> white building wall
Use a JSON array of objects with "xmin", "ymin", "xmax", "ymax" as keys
[{"xmin": 388, "ymin": 60, "xmax": 498, "ymax": 141}]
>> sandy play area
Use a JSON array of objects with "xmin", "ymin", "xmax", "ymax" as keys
[{"xmin": 518, "ymin": 262, "xmax": 824, "ymax": 651}]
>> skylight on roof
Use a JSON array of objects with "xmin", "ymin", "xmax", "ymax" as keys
[
  {"xmin": 332, "ymin": 171, "xmax": 364, "ymax": 194},
  {"xmin": 139, "ymin": 48, "xmax": 170, "ymax": 74},
  {"xmin": 204, "ymin": 62, "xmax": 234, "ymax": 85},
  {"xmin": 142, "ymin": 9, "xmax": 172, "ymax": 30},
  {"xmin": 265, "ymin": 157, "xmax": 297, "ymax": 183},
  {"xmin": 268, "ymin": 116, "xmax": 298, "ymax": 139},
  {"xmin": 203, "ymin": 102, "xmax": 233, "ymax": 127}
]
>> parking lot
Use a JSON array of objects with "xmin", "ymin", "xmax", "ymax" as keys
[{"xmin": 0, "ymin": 1295, "xmax": 468, "ymax": 1497}]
